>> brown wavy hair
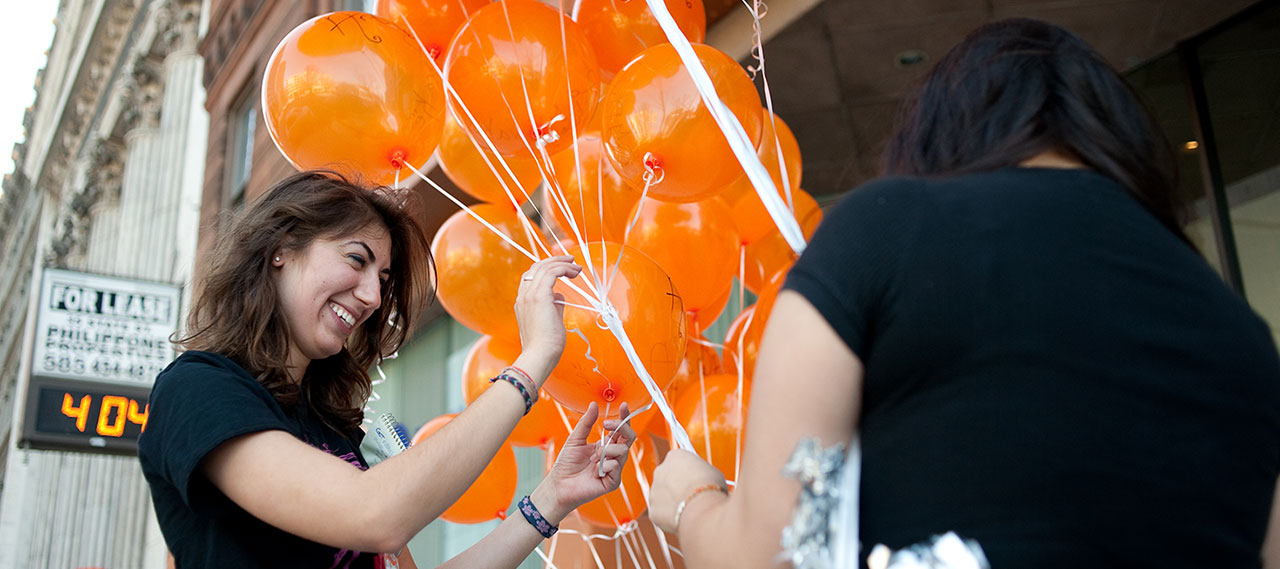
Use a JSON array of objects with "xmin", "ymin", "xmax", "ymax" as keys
[{"xmin": 179, "ymin": 171, "xmax": 435, "ymax": 434}]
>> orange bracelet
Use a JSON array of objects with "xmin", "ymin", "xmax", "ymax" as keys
[{"xmin": 672, "ymin": 483, "xmax": 728, "ymax": 530}]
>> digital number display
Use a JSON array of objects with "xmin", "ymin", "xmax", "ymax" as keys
[{"xmin": 21, "ymin": 376, "xmax": 152, "ymax": 455}]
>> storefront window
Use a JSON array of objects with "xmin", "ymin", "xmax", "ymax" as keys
[
  {"xmin": 1197, "ymin": 2, "xmax": 1280, "ymax": 346},
  {"xmin": 1126, "ymin": 2, "xmax": 1280, "ymax": 347}
]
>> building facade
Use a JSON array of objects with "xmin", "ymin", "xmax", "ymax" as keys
[{"xmin": 0, "ymin": 0, "xmax": 206, "ymax": 567}]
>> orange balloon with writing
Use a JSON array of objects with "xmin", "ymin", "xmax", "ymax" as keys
[
  {"xmin": 602, "ymin": 43, "xmax": 763, "ymax": 202},
  {"xmin": 576, "ymin": 0, "xmax": 706, "ymax": 81},
  {"xmin": 438, "ymin": 112, "xmax": 543, "ymax": 206},
  {"xmin": 445, "ymin": 0, "xmax": 601, "ymax": 157},
  {"xmin": 741, "ymin": 194, "xmax": 822, "ymax": 294},
  {"xmin": 412, "ymin": 413, "xmax": 518, "ymax": 523},
  {"xmin": 376, "ymin": 0, "xmax": 490, "ymax": 62},
  {"xmin": 461, "ymin": 335, "xmax": 560, "ymax": 448},
  {"xmin": 543, "ymin": 124, "xmax": 641, "ymax": 244},
  {"xmin": 675, "ymin": 373, "xmax": 751, "ymax": 481},
  {"xmin": 263, "ymin": 12, "xmax": 445, "ymax": 186},
  {"xmin": 432, "ymin": 204, "xmax": 547, "ymax": 341},
  {"xmin": 545, "ymin": 242, "xmax": 686, "ymax": 417},
  {"xmin": 625, "ymin": 196, "xmax": 739, "ymax": 316},
  {"xmin": 722, "ymin": 111, "xmax": 805, "ymax": 245}
]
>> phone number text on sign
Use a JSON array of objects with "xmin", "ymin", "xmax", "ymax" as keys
[{"xmin": 33, "ymin": 269, "xmax": 182, "ymax": 385}]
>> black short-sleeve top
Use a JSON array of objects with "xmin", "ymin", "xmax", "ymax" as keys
[
  {"xmin": 138, "ymin": 350, "xmax": 377, "ymax": 568},
  {"xmin": 785, "ymin": 167, "xmax": 1280, "ymax": 568}
]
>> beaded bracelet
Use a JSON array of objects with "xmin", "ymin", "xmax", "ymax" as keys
[
  {"xmin": 518, "ymin": 495, "xmax": 558, "ymax": 538},
  {"xmin": 672, "ymin": 483, "xmax": 728, "ymax": 530},
  {"xmin": 490, "ymin": 371, "xmax": 535, "ymax": 415}
]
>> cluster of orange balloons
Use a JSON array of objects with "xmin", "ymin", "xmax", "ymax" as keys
[{"xmin": 262, "ymin": 0, "xmax": 820, "ymax": 531}]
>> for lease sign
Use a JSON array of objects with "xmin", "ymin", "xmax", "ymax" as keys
[{"xmin": 32, "ymin": 268, "xmax": 182, "ymax": 385}]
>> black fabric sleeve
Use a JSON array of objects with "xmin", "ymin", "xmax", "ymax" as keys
[
  {"xmin": 142, "ymin": 352, "xmax": 291, "ymax": 512},
  {"xmin": 784, "ymin": 177, "xmax": 924, "ymax": 358}
]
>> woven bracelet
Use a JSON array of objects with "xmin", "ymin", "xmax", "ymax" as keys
[{"xmin": 490, "ymin": 372, "xmax": 534, "ymax": 415}]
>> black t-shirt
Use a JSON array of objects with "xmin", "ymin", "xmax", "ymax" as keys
[
  {"xmin": 786, "ymin": 167, "xmax": 1280, "ymax": 568},
  {"xmin": 138, "ymin": 350, "xmax": 378, "ymax": 568}
]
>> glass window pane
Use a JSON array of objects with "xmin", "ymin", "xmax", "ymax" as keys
[
  {"xmin": 1199, "ymin": 3, "xmax": 1280, "ymax": 346},
  {"xmin": 1124, "ymin": 53, "xmax": 1222, "ymax": 271}
]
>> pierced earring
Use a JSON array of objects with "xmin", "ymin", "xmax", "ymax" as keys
[{"xmin": 273, "ymin": 256, "xmax": 281, "ymax": 263}]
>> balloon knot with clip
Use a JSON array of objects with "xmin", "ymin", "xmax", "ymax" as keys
[{"xmin": 535, "ymin": 115, "xmax": 565, "ymax": 150}]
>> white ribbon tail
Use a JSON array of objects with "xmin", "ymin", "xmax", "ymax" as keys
[{"xmin": 640, "ymin": 0, "xmax": 807, "ymax": 255}]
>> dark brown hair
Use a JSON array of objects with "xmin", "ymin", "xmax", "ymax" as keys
[
  {"xmin": 179, "ymin": 171, "xmax": 435, "ymax": 433},
  {"xmin": 884, "ymin": 18, "xmax": 1191, "ymax": 245}
]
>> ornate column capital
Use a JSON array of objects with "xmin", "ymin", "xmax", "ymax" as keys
[
  {"xmin": 118, "ymin": 56, "xmax": 165, "ymax": 133},
  {"xmin": 153, "ymin": 0, "xmax": 203, "ymax": 57}
]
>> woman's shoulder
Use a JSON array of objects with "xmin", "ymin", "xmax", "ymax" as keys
[{"xmin": 153, "ymin": 350, "xmax": 263, "ymax": 398}]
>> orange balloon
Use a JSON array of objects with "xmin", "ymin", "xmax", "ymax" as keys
[
  {"xmin": 460, "ymin": 336, "xmax": 561, "ymax": 447},
  {"xmin": 638, "ymin": 335, "xmax": 722, "ymax": 441},
  {"xmin": 543, "ymin": 125, "xmax": 641, "ymax": 243},
  {"xmin": 741, "ymin": 197, "xmax": 822, "ymax": 294},
  {"xmin": 376, "ymin": 0, "xmax": 489, "ymax": 62},
  {"xmin": 722, "ymin": 111, "xmax": 805, "ymax": 245},
  {"xmin": 675, "ymin": 373, "xmax": 751, "ymax": 480},
  {"xmin": 412, "ymin": 413, "xmax": 518, "ymax": 523},
  {"xmin": 625, "ymin": 196, "xmax": 739, "ymax": 315},
  {"xmin": 439, "ymin": 112, "xmax": 543, "ymax": 205},
  {"xmin": 445, "ymin": 0, "xmax": 601, "ymax": 157},
  {"xmin": 689, "ymin": 284, "xmax": 732, "ymax": 335},
  {"xmin": 263, "ymin": 12, "xmax": 446, "ymax": 186},
  {"xmin": 576, "ymin": 0, "xmax": 706, "ymax": 81},
  {"xmin": 432, "ymin": 204, "xmax": 546, "ymax": 341},
  {"xmin": 602, "ymin": 43, "xmax": 763, "ymax": 202},
  {"xmin": 574, "ymin": 434, "xmax": 659, "ymax": 528},
  {"xmin": 723, "ymin": 273, "xmax": 784, "ymax": 378},
  {"xmin": 545, "ymin": 242, "xmax": 687, "ymax": 415}
]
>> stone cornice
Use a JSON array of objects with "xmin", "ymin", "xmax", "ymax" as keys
[{"xmin": 31, "ymin": 0, "xmax": 139, "ymax": 201}]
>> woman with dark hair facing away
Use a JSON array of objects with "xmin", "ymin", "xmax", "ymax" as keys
[
  {"xmin": 649, "ymin": 18, "xmax": 1280, "ymax": 568},
  {"xmin": 138, "ymin": 171, "xmax": 636, "ymax": 568}
]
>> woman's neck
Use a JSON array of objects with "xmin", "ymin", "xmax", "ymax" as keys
[
  {"xmin": 286, "ymin": 346, "xmax": 309, "ymax": 385},
  {"xmin": 1018, "ymin": 150, "xmax": 1087, "ymax": 169}
]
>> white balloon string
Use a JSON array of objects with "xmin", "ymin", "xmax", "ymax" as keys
[
  {"xmin": 608, "ymin": 177, "xmax": 653, "ymax": 300},
  {"xmin": 537, "ymin": 140, "xmax": 610, "ymax": 297},
  {"xmin": 742, "ymin": 0, "xmax": 794, "ymax": 211},
  {"xmin": 633, "ymin": 519, "xmax": 662, "ymax": 569},
  {"xmin": 401, "ymin": 160, "xmax": 600, "ymax": 304},
  {"xmin": 558, "ymin": 300, "xmax": 601, "ymax": 312},
  {"xmin": 738, "ymin": 245, "xmax": 747, "ymax": 315},
  {"xmin": 410, "ymin": 16, "xmax": 601, "ymax": 297},
  {"xmin": 598, "ymin": 399, "xmax": 613, "ymax": 478},
  {"xmin": 532, "ymin": 545, "xmax": 562, "ymax": 569},
  {"xmin": 598, "ymin": 309, "xmax": 695, "ymax": 451},
  {"xmin": 697, "ymin": 368, "xmax": 712, "ymax": 463},
  {"xmin": 407, "ymin": 23, "xmax": 535, "ymax": 214},
  {"xmin": 648, "ymin": 515, "xmax": 679, "ymax": 569},
  {"xmin": 640, "ymin": 0, "xmax": 805, "ymax": 254},
  {"xmin": 735, "ymin": 301, "xmax": 756, "ymax": 384},
  {"xmin": 734, "ymin": 360, "xmax": 744, "ymax": 484},
  {"xmin": 620, "ymin": 161, "xmax": 656, "ymax": 248},
  {"xmin": 621, "ymin": 526, "xmax": 643, "ymax": 569},
  {"xmin": 690, "ymin": 335, "xmax": 723, "ymax": 350},
  {"xmin": 554, "ymin": 400, "xmax": 576, "ymax": 432}
]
